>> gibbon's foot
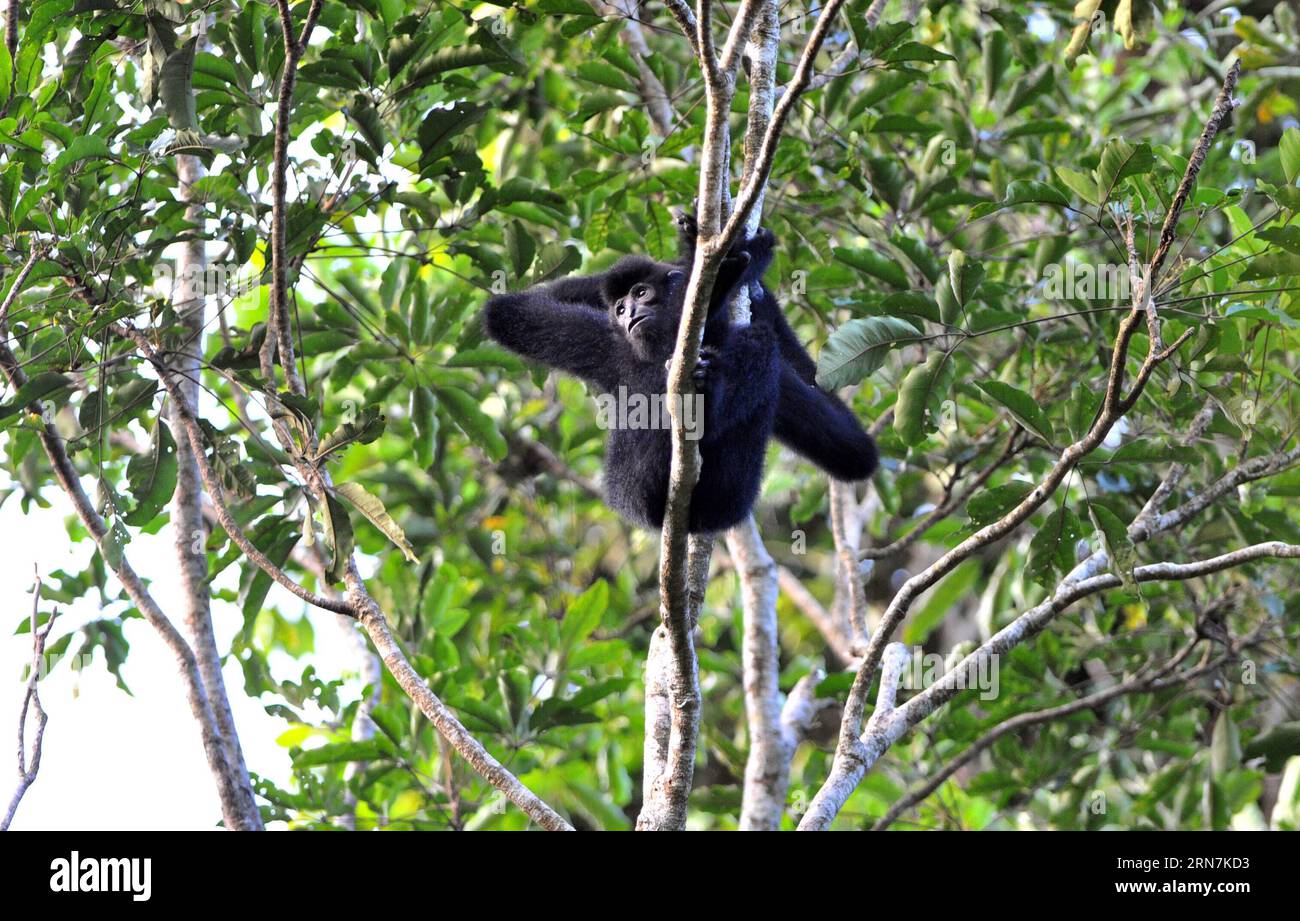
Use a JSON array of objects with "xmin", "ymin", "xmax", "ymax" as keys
[
  {"xmin": 719, "ymin": 250, "xmax": 750, "ymax": 281},
  {"xmin": 662, "ymin": 346, "xmax": 718, "ymax": 383},
  {"xmin": 693, "ymin": 346, "xmax": 719, "ymax": 384},
  {"xmin": 675, "ymin": 207, "xmax": 698, "ymax": 244}
]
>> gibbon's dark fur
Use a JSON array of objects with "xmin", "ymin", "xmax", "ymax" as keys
[
  {"xmin": 482, "ymin": 217, "xmax": 877, "ymax": 532},
  {"xmin": 674, "ymin": 212, "xmax": 878, "ymax": 482},
  {"xmin": 483, "ymin": 242, "xmax": 779, "ymax": 533}
]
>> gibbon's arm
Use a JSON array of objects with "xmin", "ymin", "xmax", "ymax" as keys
[
  {"xmin": 482, "ymin": 287, "xmax": 622, "ymax": 390},
  {"xmin": 749, "ymin": 283, "xmax": 817, "ymax": 383},
  {"xmin": 543, "ymin": 273, "xmax": 608, "ymax": 311},
  {"xmin": 675, "ymin": 211, "xmax": 877, "ymax": 479},
  {"xmin": 676, "ymin": 216, "xmax": 812, "ymax": 369},
  {"xmin": 698, "ymin": 325, "xmax": 780, "ymax": 444},
  {"xmin": 773, "ymin": 365, "xmax": 878, "ymax": 481}
]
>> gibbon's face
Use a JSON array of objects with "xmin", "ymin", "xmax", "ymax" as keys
[{"xmin": 603, "ymin": 258, "xmax": 686, "ymax": 360}]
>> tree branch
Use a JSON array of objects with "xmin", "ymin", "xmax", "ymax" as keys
[
  {"xmin": 170, "ymin": 144, "xmax": 262, "ymax": 830},
  {"xmin": 1149, "ymin": 60, "xmax": 1241, "ymax": 290},
  {"xmin": 3, "ymin": 570, "xmax": 54, "ymax": 831},
  {"xmin": 119, "ymin": 323, "xmax": 572, "ymax": 830},
  {"xmin": 606, "ymin": 1, "xmax": 675, "ymax": 137},
  {"xmin": 645, "ymin": 0, "xmax": 868, "ymax": 827},
  {"xmin": 828, "ymin": 64, "xmax": 1241, "ymax": 780},
  {"xmin": 727, "ymin": 517, "xmax": 787, "ymax": 830},
  {"xmin": 4, "ymin": 0, "xmax": 16, "ymax": 68},
  {"xmin": 663, "ymin": 0, "xmax": 700, "ymax": 58},
  {"xmin": 719, "ymin": 0, "xmax": 765, "ymax": 77},
  {"xmin": 798, "ymin": 537, "xmax": 1299, "ymax": 829},
  {"xmin": 0, "ymin": 303, "xmax": 252, "ymax": 828},
  {"xmin": 637, "ymin": 0, "xmax": 736, "ymax": 831},
  {"xmin": 347, "ymin": 566, "xmax": 574, "ymax": 831},
  {"xmin": 872, "ymin": 633, "xmax": 1213, "ymax": 830},
  {"xmin": 776, "ymin": 565, "xmax": 858, "ymax": 664},
  {"xmin": 719, "ymin": 0, "xmax": 854, "ymax": 254},
  {"xmin": 829, "ymin": 479, "xmax": 869, "ymax": 645},
  {"xmin": 638, "ymin": 532, "xmax": 713, "ymax": 830},
  {"xmin": 260, "ymin": 0, "xmax": 325, "ymax": 396}
]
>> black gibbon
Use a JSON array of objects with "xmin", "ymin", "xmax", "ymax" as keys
[{"xmin": 482, "ymin": 217, "xmax": 876, "ymax": 532}]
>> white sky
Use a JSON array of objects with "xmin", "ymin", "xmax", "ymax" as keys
[
  {"xmin": 0, "ymin": 37, "xmax": 398, "ymax": 829},
  {"xmin": 0, "ymin": 492, "xmax": 362, "ymax": 829}
]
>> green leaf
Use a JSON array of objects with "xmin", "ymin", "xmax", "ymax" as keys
[
  {"xmin": 576, "ymin": 61, "xmax": 636, "ymax": 92},
  {"xmin": 80, "ymin": 379, "xmax": 157, "ymax": 435},
  {"xmin": 334, "ymin": 481, "xmax": 419, "ymax": 563},
  {"xmin": 1256, "ymin": 225, "xmax": 1300, "ymax": 255},
  {"xmin": 1003, "ymin": 63, "xmax": 1054, "ymax": 117},
  {"xmin": 935, "ymin": 275, "xmax": 962, "ymax": 326},
  {"xmin": 321, "ymin": 493, "xmax": 355, "ymax": 583},
  {"xmin": 100, "ymin": 517, "xmax": 131, "ymax": 571},
  {"xmin": 862, "ymin": 21, "xmax": 912, "ymax": 56},
  {"xmin": 894, "ymin": 351, "xmax": 954, "ymax": 446},
  {"xmin": 434, "ymin": 385, "xmax": 507, "ymax": 461},
  {"xmin": 561, "ymin": 580, "xmax": 609, "ymax": 647},
  {"xmin": 1258, "ymin": 180, "xmax": 1300, "ymax": 212},
  {"xmin": 445, "ymin": 347, "xmax": 524, "ymax": 372},
  {"xmin": 411, "ymin": 385, "xmax": 438, "ymax": 467},
  {"xmin": 123, "ymin": 419, "xmax": 178, "ymax": 527},
  {"xmin": 400, "ymin": 49, "xmax": 506, "ymax": 98},
  {"xmin": 421, "ymin": 562, "xmax": 459, "ymax": 626},
  {"xmin": 1055, "ymin": 166, "xmax": 1100, "ymax": 206},
  {"xmin": 239, "ymin": 519, "xmax": 300, "ymax": 623},
  {"xmin": 968, "ymin": 180, "xmax": 1068, "ymax": 219},
  {"xmin": 313, "ymin": 406, "xmax": 386, "ymax": 462},
  {"xmin": 504, "ymin": 220, "xmax": 535, "ymax": 277},
  {"xmin": 966, "ymin": 481, "xmax": 1035, "ymax": 526},
  {"xmin": 832, "ymin": 247, "xmax": 909, "ymax": 288},
  {"xmin": 883, "ymin": 42, "xmax": 954, "ymax": 64},
  {"xmin": 1243, "ymin": 721, "xmax": 1300, "ymax": 773},
  {"xmin": 193, "ymin": 51, "xmax": 241, "ymax": 91},
  {"xmin": 1081, "ymin": 439, "xmax": 1193, "ymax": 467},
  {"xmin": 532, "ymin": 678, "xmax": 631, "ymax": 731},
  {"xmin": 293, "ymin": 739, "xmax": 395, "ymax": 767},
  {"xmin": 947, "ymin": 249, "xmax": 984, "ymax": 308},
  {"xmin": 1026, "ymin": 506, "xmax": 1087, "ymax": 586},
  {"xmin": 49, "ymin": 136, "xmax": 110, "ymax": 177},
  {"xmin": 0, "ymin": 371, "xmax": 73, "ymax": 421},
  {"xmin": 870, "ymin": 114, "xmax": 941, "ymax": 137},
  {"xmin": 975, "ymin": 380, "xmax": 1054, "ymax": 443},
  {"xmin": 417, "ymin": 102, "xmax": 485, "ymax": 167},
  {"xmin": 0, "ymin": 39, "xmax": 11, "ymax": 107},
  {"xmin": 1239, "ymin": 251, "xmax": 1300, "ymax": 282},
  {"xmin": 1210, "ymin": 711, "xmax": 1241, "ymax": 777},
  {"xmin": 904, "ymin": 560, "xmax": 980, "ymax": 644},
  {"xmin": 573, "ymin": 90, "xmax": 624, "ymax": 124},
  {"xmin": 1002, "ymin": 118, "xmax": 1070, "ymax": 140},
  {"xmin": 1088, "ymin": 502, "xmax": 1137, "ymax": 593},
  {"xmin": 982, "ymin": 30, "xmax": 1010, "ymax": 98},
  {"xmin": 881, "ymin": 291, "xmax": 940, "ymax": 323},
  {"xmin": 531, "ymin": 242, "xmax": 582, "ymax": 284},
  {"xmin": 1279, "ymin": 127, "xmax": 1300, "ymax": 185},
  {"xmin": 1094, "ymin": 139, "xmax": 1154, "ymax": 208},
  {"xmin": 159, "ymin": 38, "xmax": 198, "ymax": 132},
  {"xmin": 815, "ymin": 316, "xmax": 917, "ymax": 389}
]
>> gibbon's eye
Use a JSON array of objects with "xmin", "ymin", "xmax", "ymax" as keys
[
  {"xmin": 632, "ymin": 284, "xmax": 650, "ymax": 299},
  {"xmin": 616, "ymin": 303, "xmax": 625, "ymax": 315}
]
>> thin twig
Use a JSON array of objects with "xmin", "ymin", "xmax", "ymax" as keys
[{"xmin": 3, "ymin": 569, "xmax": 55, "ymax": 831}]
